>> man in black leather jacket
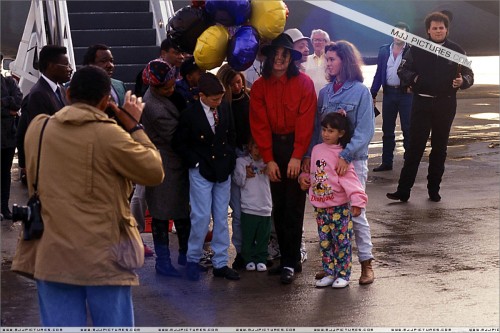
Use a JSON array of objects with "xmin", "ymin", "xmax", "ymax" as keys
[{"xmin": 387, "ymin": 11, "xmax": 474, "ymax": 203}]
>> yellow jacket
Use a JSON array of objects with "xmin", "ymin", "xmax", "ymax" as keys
[{"xmin": 11, "ymin": 103, "xmax": 164, "ymax": 286}]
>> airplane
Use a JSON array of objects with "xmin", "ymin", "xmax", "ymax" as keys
[{"xmin": 1, "ymin": 0, "xmax": 498, "ymax": 92}]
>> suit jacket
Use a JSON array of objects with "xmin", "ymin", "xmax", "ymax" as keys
[
  {"xmin": 173, "ymin": 100, "xmax": 236, "ymax": 183},
  {"xmin": 26, "ymin": 76, "xmax": 67, "ymax": 123},
  {"xmin": 111, "ymin": 78, "xmax": 127, "ymax": 106},
  {"xmin": 370, "ymin": 43, "xmax": 410, "ymax": 98}
]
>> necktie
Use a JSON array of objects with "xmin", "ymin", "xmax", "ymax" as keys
[
  {"xmin": 210, "ymin": 107, "xmax": 219, "ymax": 127},
  {"xmin": 55, "ymin": 87, "xmax": 64, "ymax": 108}
]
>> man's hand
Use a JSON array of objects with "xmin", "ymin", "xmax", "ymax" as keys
[
  {"xmin": 336, "ymin": 157, "xmax": 349, "ymax": 176},
  {"xmin": 351, "ymin": 206, "xmax": 362, "ymax": 217},
  {"xmin": 298, "ymin": 173, "xmax": 311, "ymax": 191},
  {"xmin": 266, "ymin": 161, "xmax": 281, "ymax": 182},
  {"xmin": 111, "ymin": 91, "xmax": 145, "ymax": 131},
  {"xmin": 452, "ymin": 73, "xmax": 463, "ymax": 89},
  {"xmin": 301, "ymin": 157, "xmax": 311, "ymax": 174},
  {"xmin": 287, "ymin": 157, "xmax": 301, "ymax": 179}
]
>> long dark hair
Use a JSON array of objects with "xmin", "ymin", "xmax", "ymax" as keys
[
  {"xmin": 261, "ymin": 47, "xmax": 299, "ymax": 79},
  {"xmin": 320, "ymin": 112, "xmax": 351, "ymax": 148},
  {"xmin": 324, "ymin": 41, "xmax": 364, "ymax": 83}
]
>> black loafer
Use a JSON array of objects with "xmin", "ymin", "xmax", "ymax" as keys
[
  {"xmin": 232, "ymin": 253, "xmax": 245, "ymax": 270},
  {"xmin": 155, "ymin": 263, "xmax": 182, "ymax": 277},
  {"xmin": 428, "ymin": 192, "xmax": 441, "ymax": 202},
  {"xmin": 386, "ymin": 191, "xmax": 410, "ymax": 202},
  {"xmin": 373, "ymin": 164, "xmax": 393, "ymax": 172},
  {"xmin": 186, "ymin": 262, "xmax": 201, "ymax": 281},
  {"xmin": 268, "ymin": 266, "xmax": 282, "ymax": 275},
  {"xmin": 213, "ymin": 266, "xmax": 240, "ymax": 280},
  {"xmin": 280, "ymin": 268, "xmax": 295, "ymax": 284}
]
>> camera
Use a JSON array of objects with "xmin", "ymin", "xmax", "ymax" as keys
[{"xmin": 12, "ymin": 194, "xmax": 44, "ymax": 240}]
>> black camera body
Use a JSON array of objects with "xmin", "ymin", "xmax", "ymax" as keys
[{"xmin": 12, "ymin": 194, "xmax": 44, "ymax": 240}]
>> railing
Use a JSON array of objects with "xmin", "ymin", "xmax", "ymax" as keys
[
  {"xmin": 11, "ymin": 0, "xmax": 75, "ymax": 95},
  {"xmin": 150, "ymin": 0, "xmax": 175, "ymax": 46}
]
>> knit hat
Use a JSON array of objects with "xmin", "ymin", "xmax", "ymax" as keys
[{"xmin": 142, "ymin": 58, "xmax": 176, "ymax": 87}]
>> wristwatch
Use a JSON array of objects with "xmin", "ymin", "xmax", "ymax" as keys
[{"xmin": 128, "ymin": 123, "xmax": 144, "ymax": 134}]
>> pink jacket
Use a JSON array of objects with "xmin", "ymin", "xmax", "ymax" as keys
[{"xmin": 303, "ymin": 143, "xmax": 367, "ymax": 208}]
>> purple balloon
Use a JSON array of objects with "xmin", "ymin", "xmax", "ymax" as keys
[
  {"xmin": 227, "ymin": 26, "xmax": 259, "ymax": 71},
  {"xmin": 167, "ymin": 6, "xmax": 212, "ymax": 54},
  {"xmin": 204, "ymin": 0, "xmax": 251, "ymax": 27}
]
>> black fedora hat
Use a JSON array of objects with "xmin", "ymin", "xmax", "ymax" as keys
[{"xmin": 261, "ymin": 33, "xmax": 302, "ymax": 61}]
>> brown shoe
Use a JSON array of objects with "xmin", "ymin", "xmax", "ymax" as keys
[
  {"xmin": 359, "ymin": 259, "xmax": 374, "ymax": 285},
  {"xmin": 315, "ymin": 270, "xmax": 326, "ymax": 280}
]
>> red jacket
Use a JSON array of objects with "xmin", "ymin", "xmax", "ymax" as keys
[{"xmin": 249, "ymin": 72, "xmax": 317, "ymax": 163}]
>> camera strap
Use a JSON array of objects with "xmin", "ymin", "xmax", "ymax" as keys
[{"xmin": 33, "ymin": 117, "xmax": 50, "ymax": 194}]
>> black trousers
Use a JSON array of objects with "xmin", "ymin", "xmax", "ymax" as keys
[
  {"xmin": 397, "ymin": 95, "xmax": 457, "ymax": 194},
  {"xmin": 270, "ymin": 134, "xmax": 306, "ymax": 269},
  {"xmin": 1, "ymin": 147, "xmax": 16, "ymax": 212}
]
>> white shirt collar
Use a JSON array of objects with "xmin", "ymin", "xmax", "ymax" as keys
[{"xmin": 41, "ymin": 74, "xmax": 59, "ymax": 93}]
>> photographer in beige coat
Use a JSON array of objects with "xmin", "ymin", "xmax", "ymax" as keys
[{"xmin": 11, "ymin": 66, "xmax": 164, "ymax": 327}]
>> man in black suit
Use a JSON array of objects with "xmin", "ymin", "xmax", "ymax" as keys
[
  {"xmin": 173, "ymin": 72, "xmax": 239, "ymax": 282},
  {"xmin": 17, "ymin": 45, "xmax": 72, "ymax": 186},
  {"xmin": 26, "ymin": 45, "xmax": 72, "ymax": 122}
]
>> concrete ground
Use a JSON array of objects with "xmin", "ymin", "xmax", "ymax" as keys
[{"xmin": 1, "ymin": 84, "xmax": 499, "ymax": 329}]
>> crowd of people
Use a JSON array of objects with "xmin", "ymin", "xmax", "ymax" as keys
[{"xmin": 3, "ymin": 10, "xmax": 474, "ymax": 327}]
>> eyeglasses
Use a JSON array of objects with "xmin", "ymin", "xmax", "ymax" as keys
[
  {"xmin": 55, "ymin": 63, "xmax": 73, "ymax": 70},
  {"xmin": 312, "ymin": 38, "xmax": 326, "ymax": 43}
]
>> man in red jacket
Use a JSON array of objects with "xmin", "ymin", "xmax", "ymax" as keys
[{"xmin": 250, "ymin": 33, "xmax": 317, "ymax": 284}]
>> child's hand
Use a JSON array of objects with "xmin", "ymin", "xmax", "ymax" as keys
[
  {"xmin": 245, "ymin": 165, "xmax": 256, "ymax": 178},
  {"xmin": 298, "ymin": 174, "xmax": 311, "ymax": 191},
  {"xmin": 351, "ymin": 206, "xmax": 362, "ymax": 217}
]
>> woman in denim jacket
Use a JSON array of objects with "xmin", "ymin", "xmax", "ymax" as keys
[{"xmin": 304, "ymin": 41, "xmax": 375, "ymax": 285}]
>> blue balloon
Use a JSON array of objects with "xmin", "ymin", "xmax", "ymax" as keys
[
  {"xmin": 227, "ymin": 26, "xmax": 259, "ymax": 71},
  {"xmin": 205, "ymin": 0, "xmax": 251, "ymax": 27}
]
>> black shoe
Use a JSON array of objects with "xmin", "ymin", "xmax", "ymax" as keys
[
  {"xmin": 213, "ymin": 266, "xmax": 240, "ymax": 280},
  {"xmin": 268, "ymin": 266, "xmax": 282, "ymax": 275},
  {"xmin": 373, "ymin": 164, "xmax": 393, "ymax": 172},
  {"xmin": 386, "ymin": 191, "xmax": 410, "ymax": 202},
  {"xmin": 1, "ymin": 209, "xmax": 12, "ymax": 220},
  {"xmin": 428, "ymin": 191, "xmax": 441, "ymax": 202},
  {"xmin": 186, "ymin": 262, "xmax": 201, "ymax": 281},
  {"xmin": 155, "ymin": 262, "xmax": 182, "ymax": 277},
  {"xmin": 178, "ymin": 253, "xmax": 187, "ymax": 266},
  {"xmin": 295, "ymin": 261, "xmax": 302, "ymax": 273},
  {"xmin": 232, "ymin": 253, "xmax": 245, "ymax": 270},
  {"xmin": 280, "ymin": 267, "xmax": 295, "ymax": 284}
]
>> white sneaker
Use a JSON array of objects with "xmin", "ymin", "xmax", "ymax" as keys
[
  {"xmin": 315, "ymin": 275, "xmax": 335, "ymax": 287},
  {"xmin": 246, "ymin": 262, "xmax": 256, "ymax": 271},
  {"xmin": 256, "ymin": 263, "xmax": 267, "ymax": 272},
  {"xmin": 332, "ymin": 277, "xmax": 350, "ymax": 288}
]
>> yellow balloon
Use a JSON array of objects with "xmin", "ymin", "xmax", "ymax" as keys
[
  {"xmin": 194, "ymin": 25, "xmax": 229, "ymax": 70},
  {"xmin": 249, "ymin": 0, "xmax": 287, "ymax": 40}
]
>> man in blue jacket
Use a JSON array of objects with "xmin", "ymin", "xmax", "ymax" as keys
[{"xmin": 370, "ymin": 22, "xmax": 412, "ymax": 172}]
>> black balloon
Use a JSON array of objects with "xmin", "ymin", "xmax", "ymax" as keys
[
  {"xmin": 167, "ymin": 6, "xmax": 212, "ymax": 54},
  {"xmin": 227, "ymin": 26, "xmax": 259, "ymax": 71}
]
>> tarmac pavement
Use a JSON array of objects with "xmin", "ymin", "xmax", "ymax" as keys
[{"xmin": 1, "ymin": 84, "xmax": 499, "ymax": 329}]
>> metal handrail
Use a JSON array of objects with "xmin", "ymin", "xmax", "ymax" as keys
[
  {"xmin": 11, "ymin": 0, "xmax": 75, "ymax": 95},
  {"xmin": 150, "ymin": 0, "xmax": 175, "ymax": 46}
]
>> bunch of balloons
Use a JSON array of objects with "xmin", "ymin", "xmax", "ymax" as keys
[{"xmin": 167, "ymin": 0, "xmax": 288, "ymax": 71}]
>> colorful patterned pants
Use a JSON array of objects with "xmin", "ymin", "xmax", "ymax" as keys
[{"xmin": 315, "ymin": 204, "xmax": 353, "ymax": 280}]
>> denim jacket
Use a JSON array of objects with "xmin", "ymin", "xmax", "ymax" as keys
[{"xmin": 307, "ymin": 80, "xmax": 375, "ymax": 163}]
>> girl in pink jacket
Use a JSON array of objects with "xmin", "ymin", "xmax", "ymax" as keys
[{"xmin": 299, "ymin": 112, "xmax": 367, "ymax": 288}]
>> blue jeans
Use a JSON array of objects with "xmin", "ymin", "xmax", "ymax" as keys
[
  {"xmin": 36, "ymin": 280, "xmax": 134, "ymax": 327},
  {"xmin": 187, "ymin": 168, "xmax": 231, "ymax": 269},
  {"xmin": 351, "ymin": 160, "xmax": 374, "ymax": 263},
  {"xmin": 381, "ymin": 88, "xmax": 412, "ymax": 165}
]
